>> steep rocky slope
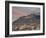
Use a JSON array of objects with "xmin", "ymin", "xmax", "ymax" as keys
[{"xmin": 12, "ymin": 14, "xmax": 40, "ymax": 31}]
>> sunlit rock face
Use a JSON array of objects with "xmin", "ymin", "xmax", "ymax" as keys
[{"xmin": 12, "ymin": 14, "xmax": 40, "ymax": 31}]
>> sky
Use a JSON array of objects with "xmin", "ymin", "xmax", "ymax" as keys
[{"xmin": 12, "ymin": 7, "xmax": 40, "ymax": 22}]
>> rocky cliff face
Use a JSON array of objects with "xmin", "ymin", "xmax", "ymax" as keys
[{"xmin": 12, "ymin": 14, "xmax": 40, "ymax": 31}]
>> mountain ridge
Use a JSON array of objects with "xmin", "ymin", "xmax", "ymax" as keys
[
  {"xmin": 12, "ymin": 14, "xmax": 40, "ymax": 31},
  {"xmin": 13, "ymin": 14, "xmax": 40, "ymax": 24}
]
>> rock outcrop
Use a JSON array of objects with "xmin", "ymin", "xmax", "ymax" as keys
[{"xmin": 12, "ymin": 14, "xmax": 40, "ymax": 31}]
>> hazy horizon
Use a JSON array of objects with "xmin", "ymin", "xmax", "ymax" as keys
[{"xmin": 12, "ymin": 7, "xmax": 40, "ymax": 22}]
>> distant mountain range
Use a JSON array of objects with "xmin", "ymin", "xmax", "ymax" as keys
[{"xmin": 13, "ymin": 14, "xmax": 40, "ymax": 24}]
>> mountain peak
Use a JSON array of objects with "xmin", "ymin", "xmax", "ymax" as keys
[{"xmin": 13, "ymin": 14, "xmax": 40, "ymax": 24}]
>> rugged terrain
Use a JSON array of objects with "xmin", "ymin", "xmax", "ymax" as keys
[{"xmin": 12, "ymin": 14, "xmax": 40, "ymax": 31}]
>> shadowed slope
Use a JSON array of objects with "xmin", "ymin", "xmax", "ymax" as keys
[{"xmin": 12, "ymin": 14, "xmax": 40, "ymax": 31}]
